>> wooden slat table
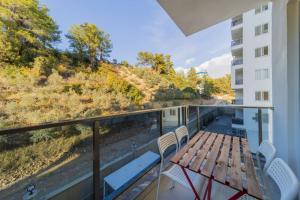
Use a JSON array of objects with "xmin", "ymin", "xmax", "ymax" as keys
[{"xmin": 170, "ymin": 131, "xmax": 263, "ymax": 200}]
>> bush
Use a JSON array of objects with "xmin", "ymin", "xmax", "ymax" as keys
[
  {"xmin": 33, "ymin": 56, "xmax": 58, "ymax": 77},
  {"xmin": 30, "ymin": 129, "xmax": 57, "ymax": 143}
]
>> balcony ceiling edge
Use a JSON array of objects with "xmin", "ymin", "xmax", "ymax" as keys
[{"xmin": 157, "ymin": 0, "xmax": 270, "ymax": 36}]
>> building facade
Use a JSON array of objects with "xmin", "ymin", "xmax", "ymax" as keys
[{"xmin": 231, "ymin": 2, "xmax": 273, "ymax": 151}]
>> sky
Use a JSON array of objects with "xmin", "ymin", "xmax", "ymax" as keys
[{"xmin": 40, "ymin": 0, "xmax": 232, "ymax": 78}]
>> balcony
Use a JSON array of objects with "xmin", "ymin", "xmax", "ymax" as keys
[
  {"xmin": 231, "ymin": 58, "xmax": 243, "ymax": 66},
  {"xmin": 0, "ymin": 105, "xmax": 274, "ymax": 200},
  {"xmin": 231, "ymin": 18, "xmax": 243, "ymax": 27},
  {"xmin": 231, "ymin": 39, "xmax": 243, "ymax": 47},
  {"xmin": 235, "ymin": 79, "xmax": 243, "ymax": 85},
  {"xmin": 232, "ymin": 99, "xmax": 243, "ymax": 105}
]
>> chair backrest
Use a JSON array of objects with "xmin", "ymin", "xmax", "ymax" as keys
[
  {"xmin": 257, "ymin": 140, "xmax": 276, "ymax": 172},
  {"xmin": 267, "ymin": 158, "xmax": 299, "ymax": 200},
  {"xmin": 157, "ymin": 132, "xmax": 178, "ymax": 162},
  {"xmin": 175, "ymin": 126, "xmax": 189, "ymax": 149}
]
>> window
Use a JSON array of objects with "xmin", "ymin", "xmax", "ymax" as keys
[
  {"xmin": 255, "ymin": 91, "xmax": 269, "ymax": 101},
  {"xmin": 262, "ymin": 4, "xmax": 268, "ymax": 11},
  {"xmin": 255, "ymin": 26, "xmax": 261, "ymax": 36},
  {"xmin": 262, "ymin": 23, "xmax": 269, "ymax": 33},
  {"xmin": 170, "ymin": 109, "xmax": 176, "ymax": 116},
  {"xmin": 255, "ymin": 46, "xmax": 268, "ymax": 57},
  {"xmin": 255, "ymin": 23, "xmax": 269, "ymax": 36},
  {"xmin": 255, "ymin": 4, "xmax": 268, "ymax": 14},
  {"xmin": 263, "ymin": 46, "xmax": 268, "ymax": 56},
  {"xmin": 255, "ymin": 48, "xmax": 261, "ymax": 57},
  {"xmin": 255, "ymin": 7, "xmax": 261, "ymax": 14},
  {"xmin": 255, "ymin": 91, "xmax": 261, "ymax": 101},
  {"xmin": 255, "ymin": 69, "xmax": 270, "ymax": 80},
  {"xmin": 263, "ymin": 91, "xmax": 269, "ymax": 101}
]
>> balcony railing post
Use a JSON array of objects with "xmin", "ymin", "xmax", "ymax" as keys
[
  {"xmin": 93, "ymin": 121, "xmax": 100, "ymax": 200},
  {"xmin": 178, "ymin": 107, "xmax": 181, "ymax": 126},
  {"xmin": 159, "ymin": 110, "xmax": 163, "ymax": 135},
  {"xmin": 197, "ymin": 107, "xmax": 200, "ymax": 131},
  {"xmin": 186, "ymin": 106, "xmax": 189, "ymax": 125},
  {"xmin": 182, "ymin": 107, "xmax": 186, "ymax": 126},
  {"xmin": 258, "ymin": 108, "xmax": 263, "ymax": 145}
]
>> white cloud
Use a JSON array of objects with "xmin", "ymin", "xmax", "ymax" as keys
[
  {"xmin": 184, "ymin": 57, "xmax": 196, "ymax": 65},
  {"xmin": 196, "ymin": 53, "xmax": 232, "ymax": 78},
  {"xmin": 174, "ymin": 66, "xmax": 190, "ymax": 74}
]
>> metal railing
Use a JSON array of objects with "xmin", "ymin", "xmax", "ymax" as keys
[
  {"xmin": 0, "ymin": 104, "xmax": 274, "ymax": 200},
  {"xmin": 235, "ymin": 79, "xmax": 243, "ymax": 85},
  {"xmin": 232, "ymin": 59, "xmax": 243, "ymax": 66},
  {"xmin": 231, "ymin": 39, "xmax": 243, "ymax": 47},
  {"xmin": 231, "ymin": 18, "xmax": 243, "ymax": 27},
  {"xmin": 232, "ymin": 99, "xmax": 243, "ymax": 105}
]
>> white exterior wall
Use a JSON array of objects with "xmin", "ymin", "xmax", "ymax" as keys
[
  {"xmin": 242, "ymin": 3, "xmax": 273, "ymax": 107},
  {"xmin": 231, "ymin": 3, "xmax": 273, "ymax": 151}
]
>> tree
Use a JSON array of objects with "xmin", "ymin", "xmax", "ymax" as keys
[
  {"xmin": 201, "ymin": 75, "xmax": 215, "ymax": 97},
  {"xmin": 213, "ymin": 74, "xmax": 234, "ymax": 96},
  {"xmin": 0, "ymin": 0, "xmax": 61, "ymax": 66},
  {"xmin": 187, "ymin": 67, "xmax": 200, "ymax": 89},
  {"xmin": 137, "ymin": 51, "xmax": 175, "ymax": 75},
  {"xmin": 66, "ymin": 23, "xmax": 112, "ymax": 69}
]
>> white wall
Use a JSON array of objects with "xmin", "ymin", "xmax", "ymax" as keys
[
  {"xmin": 242, "ymin": 3, "xmax": 273, "ymax": 107},
  {"xmin": 272, "ymin": 0, "xmax": 300, "ymax": 188},
  {"xmin": 287, "ymin": 0, "xmax": 300, "ymax": 180}
]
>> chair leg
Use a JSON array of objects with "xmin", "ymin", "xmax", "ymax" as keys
[{"xmin": 156, "ymin": 174, "xmax": 162, "ymax": 200}]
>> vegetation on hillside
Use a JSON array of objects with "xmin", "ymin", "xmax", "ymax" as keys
[{"xmin": 0, "ymin": 0, "xmax": 234, "ymax": 190}]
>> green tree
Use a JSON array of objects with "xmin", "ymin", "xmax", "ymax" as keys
[
  {"xmin": 213, "ymin": 74, "xmax": 234, "ymax": 96},
  {"xmin": 137, "ymin": 51, "xmax": 175, "ymax": 75},
  {"xmin": 201, "ymin": 75, "xmax": 215, "ymax": 97},
  {"xmin": 66, "ymin": 23, "xmax": 112, "ymax": 69},
  {"xmin": 0, "ymin": 0, "xmax": 60, "ymax": 66},
  {"xmin": 187, "ymin": 67, "xmax": 200, "ymax": 89}
]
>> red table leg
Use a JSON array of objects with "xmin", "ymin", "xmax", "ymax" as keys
[
  {"xmin": 228, "ymin": 190, "xmax": 246, "ymax": 200},
  {"xmin": 180, "ymin": 166, "xmax": 200, "ymax": 200},
  {"xmin": 203, "ymin": 177, "xmax": 212, "ymax": 200}
]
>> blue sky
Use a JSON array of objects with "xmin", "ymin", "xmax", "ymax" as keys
[{"xmin": 41, "ymin": 0, "xmax": 232, "ymax": 77}]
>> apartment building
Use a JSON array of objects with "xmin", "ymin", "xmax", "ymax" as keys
[{"xmin": 231, "ymin": 3, "xmax": 273, "ymax": 151}]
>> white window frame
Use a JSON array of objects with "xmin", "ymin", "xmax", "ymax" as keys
[
  {"xmin": 255, "ymin": 68, "xmax": 270, "ymax": 80},
  {"xmin": 170, "ymin": 109, "xmax": 176, "ymax": 116},
  {"xmin": 255, "ymin": 46, "xmax": 269, "ymax": 58},
  {"xmin": 255, "ymin": 91, "xmax": 262, "ymax": 101},
  {"xmin": 263, "ymin": 91, "xmax": 269, "ymax": 101}
]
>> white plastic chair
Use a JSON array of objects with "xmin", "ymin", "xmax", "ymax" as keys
[
  {"xmin": 175, "ymin": 125, "xmax": 190, "ymax": 149},
  {"xmin": 256, "ymin": 140, "xmax": 276, "ymax": 172},
  {"xmin": 266, "ymin": 158, "xmax": 299, "ymax": 200},
  {"xmin": 156, "ymin": 132, "xmax": 204, "ymax": 200}
]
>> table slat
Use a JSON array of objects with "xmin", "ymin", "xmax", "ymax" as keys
[
  {"xmin": 189, "ymin": 133, "xmax": 217, "ymax": 172},
  {"xmin": 213, "ymin": 135, "xmax": 232, "ymax": 183},
  {"xmin": 229, "ymin": 137, "xmax": 242, "ymax": 190},
  {"xmin": 180, "ymin": 132, "xmax": 210, "ymax": 167},
  {"xmin": 170, "ymin": 131, "xmax": 204, "ymax": 163},
  {"xmin": 241, "ymin": 138, "xmax": 263, "ymax": 199},
  {"xmin": 202, "ymin": 134, "xmax": 224, "ymax": 177}
]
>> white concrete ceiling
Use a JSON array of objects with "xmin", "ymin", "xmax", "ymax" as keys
[{"xmin": 157, "ymin": 0, "xmax": 270, "ymax": 36}]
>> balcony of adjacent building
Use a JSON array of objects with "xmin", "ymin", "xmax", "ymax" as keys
[
  {"xmin": 0, "ymin": 105, "xmax": 275, "ymax": 200},
  {"xmin": 232, "ymin": 98, "xmax": 243, "ymax": 105},
  {"xmin": 231, "ymin": 68, "xmax": 243, "ymax": 90},
  {"xmin": 231, "ymin": 15, "xmax": 243, "ymax": 30},
  {"xmin": 231, "ymin": 23, "xmax": 243, "ymax": 51},
  {"xmin": 231, "ymin": 58, "xmax": 243, "ymax": 66}
]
